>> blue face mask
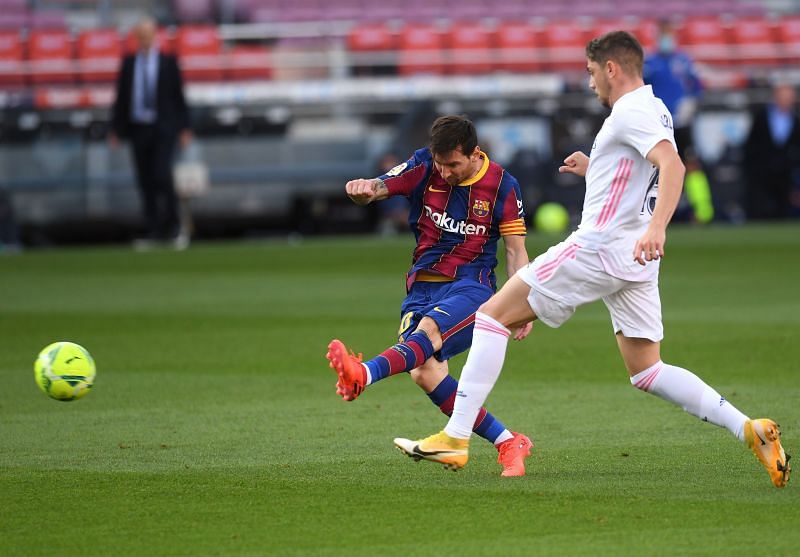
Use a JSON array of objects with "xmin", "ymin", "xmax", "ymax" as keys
[{"xmin": 658, "ymin": 35, "xmax": 675, "ymax": 54}]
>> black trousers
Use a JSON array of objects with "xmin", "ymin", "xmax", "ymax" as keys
[{"xmin": 129, "ymin": 124, "xmax": 180, "ymax": 239}]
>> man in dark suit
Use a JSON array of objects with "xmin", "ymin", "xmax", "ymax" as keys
[
  {"xmin": 109, "ymin": 17, "xmax": 192, "ymax": 249},
  {"xmin": 743, "ymin": 83, "xmax": 800, "ymax": 220}
]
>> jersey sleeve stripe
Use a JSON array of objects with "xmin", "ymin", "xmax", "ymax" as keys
[{"xmin": 499, "ymin": 219, "xmax": 527, "ymax": 236}]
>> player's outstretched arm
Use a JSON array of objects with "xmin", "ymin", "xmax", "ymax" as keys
[
  {"xmin": 633, "ymin": 140, "xmax": 686, "ymax": 265},
  {"xmin": 345, "ymin": 178, "xmax": 389, "ymax": 205},
  {"xmin": 558, "ymin": 151, "xmax": 590, "ymax": 177}
]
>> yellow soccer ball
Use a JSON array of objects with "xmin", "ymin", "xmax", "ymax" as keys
[
  {"xmin": 534, "ymin": 202, "xmax": 570, "ymax": 233},
  {"xmin": 34, "ymin": 341, "xmax": 96, "ymax": 402}
]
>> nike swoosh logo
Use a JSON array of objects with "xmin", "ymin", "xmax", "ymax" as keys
[
  {"xmin": 428, "ymin": 185, "xmax": 448, "ymax": 193},
  {"xmin": 412, "ymin": 444, "xmax": 459, "ymax": 457},
  {"xmin": 756, "ymin": 432, "xmax": 767, "ymax": 446},
  {"xmin": 433, "ymin": 307, "xmax": 451, "ymax": 316}
]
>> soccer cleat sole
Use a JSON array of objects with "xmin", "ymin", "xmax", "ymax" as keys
[
  {"xmin": 393, "ymin": 438, "xmax": 465, "ymax": 471},
  {"xmin": 326, "ymin": 340, "xmax": 363, "ymax": 401},
  {"xmin": 394, "ymin": 445, "xmax": 461, "ymax": 471},
  {"xmin": 745, "ymin": 419, "xmax": 791, "ymax": 488},
  {"xmin": 776, "ymin": 452, "xmax": 792, "ymax": 487}
]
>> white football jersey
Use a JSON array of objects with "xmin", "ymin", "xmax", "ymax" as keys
[{"xmin": 568, "ymin": 84, "xmax": 676, "ymax": 281}]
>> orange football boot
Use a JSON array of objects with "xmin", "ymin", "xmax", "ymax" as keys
[
  {"xmin": 496, "ymin": 432, "xmax": 533, "ymax": 477},
  {"xmin": 744, "ymin": 418, "xmax": 791, "ymax": 488},
  {"xmin": 326, "ymin": 339, "xmax": 367, "ymax": 401}
]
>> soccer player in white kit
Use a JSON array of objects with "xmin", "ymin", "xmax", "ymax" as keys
[{"xmin": 394, "ymin": 31, "xmax": 790, "ymax": 487}]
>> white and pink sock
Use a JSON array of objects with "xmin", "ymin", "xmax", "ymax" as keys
[
  {"xmin": 444, "ymin": 312, "xmax": 511, "ymax": 439},
  {"xmin": 631, "ymin": 361, "xmax": 749, "ymax": 441}
]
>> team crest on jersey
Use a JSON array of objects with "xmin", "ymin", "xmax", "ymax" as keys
[
  {"xmin": 472, "ymin": 199, "xmax": 490, "ymax": 218},
  {"xmin": 385, "ymin": 162, "xmax": 408, "ymax": 177}
]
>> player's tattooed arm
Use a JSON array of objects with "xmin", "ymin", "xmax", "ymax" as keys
[
  {"xmin": 372, "ymin": 179, "xmax": 389, "ymax": 201},
  {"xmin": 345, "ymin": 178, "xmax": 389, "ymax": 205}
]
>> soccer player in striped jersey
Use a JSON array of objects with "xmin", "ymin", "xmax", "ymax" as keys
[
  {"xmin": 326, "ymin": 115, "xmax": 534, "ymax": 476},
  {"xmin": 395, "ymin": 33, "xmax": 790, "ymax": 487}
]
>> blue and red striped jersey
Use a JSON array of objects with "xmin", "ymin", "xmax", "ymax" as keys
[{"xmin": 378, "ymin": 147, "xmax": 526, "ymax": 291}]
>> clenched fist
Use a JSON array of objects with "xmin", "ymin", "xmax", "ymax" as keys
[{"xmin": 345, "ymin": 179, "xmax": 380, "ymax": 205}]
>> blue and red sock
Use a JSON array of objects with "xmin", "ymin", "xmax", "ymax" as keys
[
  {"xmin": 426, "ymin": 375, "xmax": 506, "ymax": 444},
  {"xmin": 364, "ymin": 331, "xmax": 435, "ymax": 384}
]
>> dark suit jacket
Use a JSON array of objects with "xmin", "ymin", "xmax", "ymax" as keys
[
  {"xmin": 111, "ymin": 52, "xmax": 190, "ymax": 139},
  {"xmin": 743, "ymin": 105, "xmax": 800, "ymax": 218},
  {"xmin": 743, "ymin": 106, "xmax": 800, "ymax": 182}
]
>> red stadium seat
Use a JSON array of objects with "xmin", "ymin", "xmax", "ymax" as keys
[
  {"xmin": 591, "ymin": 18, "xmax": 642, "ymax": 42},
  {"xmin": 347, "ymin": 24, "xmax": 396, "ymax": 52},
  {"xmin": 226, "ymin": 45, "xmax": 272, "ymax": 80},
  {"xmin": 678, "ymin": 16, "xmax": 733, "ymax": 65},
  {"xmin": 634, "ymin": 19, "xmax": 659, "ymax": 51},
  {"xmin": 775, "ymin": 16, "xmax": 800, "ymax": 64},
  {"xmin": 496, "ymin": 21, "xmax": 540, "ymax": 73},
  {"xmin": 445, "ymin": 22, "xmax": 494, "ymax": 75},
  {"xmin": 540, "ymin": 20, "xmax": 589, "ymax": 72},
  {"xmin": 175, "ymin": 25, "xmax": 223, "ymax": 81},
  {"xmin": 76, "ymin": 29, "xmax": 122, "ymax": 83},
  {"xmin": 27, "ymin": 29, "xmax": 74, "ymax": 84},
  {"xmin": 125, "ymin": 28, "xmax": 175, "ymax": 55},
  {"xmin": 347, "ymin": 23, "xmax": 397, "ymax": 75},
  {"xmin": 0, "ymin": 30, "xmax": 25, "ymax": 86},
  {"xmin": 729, "ymin": 17, "xmax": 779, "ymax": 66},
  {"xmin": 398, "ymin": 23, "xmax": 445, "ymax": 75}
]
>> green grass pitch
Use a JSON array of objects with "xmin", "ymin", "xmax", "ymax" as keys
[{"xmin": 1, "ymin": 224, "xmax": 798, "ymax": 556}]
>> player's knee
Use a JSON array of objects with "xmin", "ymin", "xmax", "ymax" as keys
[
  {"xmin": 477, "ymin": 300, "xmax": 517, "ymax": 329},
  {"xmin": 409, "ymin": 365, "xmax": 436, "ymax": 390},
  {"xmin": 410, "ymin": 358, "xmax": 448, "ymax": 391},
  {"xmin": 415, "ymin": 318, "xmax": 443, "ymax": 350}
]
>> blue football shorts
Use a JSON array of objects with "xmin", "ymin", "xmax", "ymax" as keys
[{"xmin": 398, "ymin": 278, "xmax": 494, "ymax": 362}]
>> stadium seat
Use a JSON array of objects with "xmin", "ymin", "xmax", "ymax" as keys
[
  {"xmin": 276, "ymin": 0, "xmax": 323, "ymax": 22},
  {"xmin": 125, "ymin": 27, "xmax": 175, "ymax": 55},
  {"xmin": 28, "ymin": 10, "xmax": 67, "ymax": 29},
  {"xmin": 326, "ymin": 0, "xmax": 363, "ymax": 21},
  {"xmin": 448, "ymin": 0, "xmax": 493, "ymax": 21},
  {"xmin": 540, "ymin": 20, "xmax": 589, "ymax": 72},
  {"xmin": 589, "ymin": 18, "xmax": 657, "ymax": 51},
  {"xmin": 175, "ymin": 25, "xmax": 224, "ymax": 81},
  {"xmin": 0, "ymin": 30, "xmax": 25, "ymax": 86},
  {"xmin": 729, "ymin": 17, "xmax": 780, "ymax": 66},
  {"xmin": 347, "ymin": 23, "xmax": 397, "ymax": 75},
  {"xmin": 173, "ymin": 0, "xmax": 215, "ymax": 23},
  {"xmin": 76, "ymin": 29, "xmax": 122, "ymax": 83},
  {"xmin": 445, "ymin": 22, "xmax": 494, "ymax": 75},
  {"xmin": 362, "ymin": 5, "xmax": 405, "ymax": 21},
  {"xmin": 249, "ymin": 5, "xmax": 282, "ymax": 24},
  {"xmin": 398, "ymin": 23, "xmax": 444, "ymax": 76},
  {"xmin": 678, "ymin": 16, "xmax": 733, "ymax": 65},
  {"xmin": 492, "ymin": 0, "xmax": 528, "ymax": 20},
  {"xmin": 776, "ymin": 17, "xmax": 800, "ymax": 64},
  {"xmin": 634, "ymin": 19, "xmax": 659, "ymax": 51},
  {"xmin": 226, "ymin": 45, "xmax": 272, "ymax": 80},
  {"xmin": 27, "ymin": 29, "xmax": 75, "ymax": 84},
  {"xmin": 401, "ymin": 0, "xmax": 446, "ymax": 22},
  {"xmin": 0, "ymin": 12, "xmax": 28, "ymax": 31},
  {"xmin": 591, "ymin": 18, "xmax": 639, "ymax": 42},
  {"xmin": 496, "ymin": 21, "xmax": 540, "ymax": 73}
]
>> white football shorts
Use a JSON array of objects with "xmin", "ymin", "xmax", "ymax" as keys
[{"xmin": 517, "ymin": 240, "xmax": 663, "ymax": 342}]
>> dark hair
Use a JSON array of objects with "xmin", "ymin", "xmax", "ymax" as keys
[
  {"xmin": 429, "ymin": 115, "xmax": 478, "ymax": 157},
  {"xmin": 585, "ymin": 31, "xmax": 644, "ymax": 76}
]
